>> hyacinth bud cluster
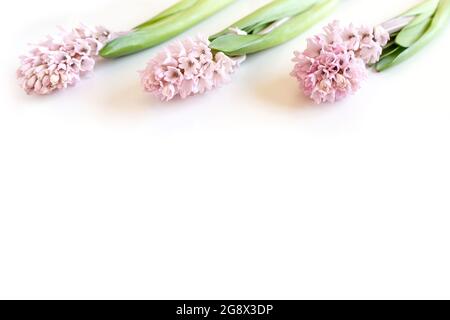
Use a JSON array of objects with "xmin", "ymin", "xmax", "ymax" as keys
[
  {"xmin": 17, "ymin": 25, "xmax": 114, "ymax": 95},
  {"xmin": 291, "ymin": 21, "xmax": 390, "ymax": 104},
  {"xmin": 140, "ymin": 36, "xmax": 241, "ymax": 101}
]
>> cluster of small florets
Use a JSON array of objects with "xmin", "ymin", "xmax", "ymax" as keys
[
  {"xmin": 141, "ymin": 36, "xmax": 241, "ymax": 101},
  {"xmin": 17, "ymin": 25, "xmax": 113, "ymax": 95},
  {"xmin": 291, "ymin": 21, "xmax": 390, "ymax": 104}
]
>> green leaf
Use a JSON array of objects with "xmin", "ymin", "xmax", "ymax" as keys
[
  {"xmin": 376, "ymin": 47, "xmax": 406, "ymax": 72},
  {"xmin": 380, "ymin": 43, "xmax": 401, "ymax": 60},
  {"xmin": 209, "ymin": 0, "xmax": 320, "ymax": 40},
  {"xmin": 379, "ymin": 0, "xmax": 450, "ymax": 71},
  {"xmin": 100, "ymin": 0, "xmax": 236, "ymax": 59},
  {"xmin": 209, "ymin": 0, "xmax": 339, "ymax": 56},
  {"xmin": 135, "ymin": 0, "xmax": 199, "ymax": 29},
  {"xmin": 395, "ymin": 17, "xmax": 431, "ymax": 47},
  {"xmin": 209, "ymin": 34, "xmax": 262, "ymax": 53},
  {"xmin": 251, "ymin": 23, "xmax": 272, "ymax": 34},
  {"xmin": 400, "ymin": 0, "xmax": 439, "ymax": 17},
  {"xmin": 382, "ymin": 39, "xmax": 399, "ymax": 51}
]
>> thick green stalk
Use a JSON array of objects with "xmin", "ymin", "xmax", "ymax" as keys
[
  {"xmin": 391, "ymin": 0, "xmax": 450, "ymax": 67},
  {"xmin": 401, "ymin": 0, "xmax": 439, "ymax": 17},
  {"xmin": 100, "ymin": 0, "xmax": 235, "ymax": 59},
  {"xmin": 209, "ymin": 0, "xmax": 339, "ymax": 57},
  {"xmin": 210, "ymin": 0, "xmax": 319, "ymax": 40},
  {"xmin": 135, "ymin": 0, "xmax": 199, "ymax": 29},
  {"xmin": 376, "ymin": 0, "xmax": 450, "ymax": 71}
]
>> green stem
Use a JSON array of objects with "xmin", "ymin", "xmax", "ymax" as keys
[
  {"xmin": 135, "ymin": 0, "xmax": 200, "ymax": 29},
  {"xmin": 209, "ymin": 0, "xmax": 339, "ymax": 57},
  {"xmin": 210, "ymin": 0, "xmax": 320, "ymax": 40},
  {"xmin": 391, "ymin": 0, "xmax": 450, "ymax": 68},
  {"xmin": 100, "ymin": 0, "xmax": 236, "ymax": 59},
  {"xmin": 376, "ymin": 0, "xmax": 450, "ymax": 71}
]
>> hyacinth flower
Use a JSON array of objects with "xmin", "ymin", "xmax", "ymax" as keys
[
  {"xmin": 141, "ymin": 0, "xmax": 339, "ymax": 101},
  {"xmin": 292, "ymin": 0, "xmax": 450, "ymax": 104},
  {"xmin": 17, "ymin": 0, "xmax": 236, "ymax": 95}
]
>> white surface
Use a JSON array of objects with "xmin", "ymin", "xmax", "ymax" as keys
[{"xmin": 1, "ymin": 0, "xmax": 450, "ymax": 299}]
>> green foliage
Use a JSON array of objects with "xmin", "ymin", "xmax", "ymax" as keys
[
  {"xmin": 376, "ymin": 0, "xmax": 450, "ymax": 71},
  {"xmin": 209, "ymin": 0, "xmax": 339, "ymax": 57},
  {"xmin": 100, "ymin": 0, "xmax": 236, "ymax": 59}
]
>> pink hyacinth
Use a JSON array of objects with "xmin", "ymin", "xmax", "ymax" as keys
[
  {"xmin": 17, "ymin": 25, "xmax": 114, "ymax": 95},
  {"xmin": 292, "ymin": 42, "xmax": 367, "ymax": 104},
  {"xmin": 292, "ymin": 21, "xmax": 389, "ymax": 104},
  {"xmin": 140, "ymin": 36, "xmax": 242, "ymax": 101}
]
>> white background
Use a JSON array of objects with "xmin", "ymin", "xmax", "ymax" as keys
[{"xmin": 1, "ymin": 0, "xmax": 449, "ymax": 299}]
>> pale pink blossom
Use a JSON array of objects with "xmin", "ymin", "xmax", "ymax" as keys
[
  {"xmin": 179, "ymin": 56, "xmax": 200, "ymax": 78},
  {"xmin": 359, "ymin": 43, "xmax": 383, "ymax": 65},
  {"xmin": 374, "ymin": 25, "xmax": 390, "ymax": 47},
  {"xmin": 342, "ymin": 24, "xmax": 360, "ymax": 51},
  {"xmin": 292, "ymin": 44, "xmax": 367, "ymax": 104},
  {"xmin": 292, "ymin": 21, "xmax": 389, "ymax": 104},
  {"xmin": 359, "ymin": 26, "xmax": 375, "ymax": 46},
  {"xmin": 17, "ymin": 24, "xmax": 114, "ymax": 95},
  {"xmin": 324, "ymin": 20, "xmax": 343, "ymax": 45},
  {"xmin": 304, "ymin": 36, "xmax": 326, "ymax": 58},
  {"xmin": 141, "ymin": 36, "xmax": 242, "ymax": 101},
  {"xmin": 356, "ymin": 25, "xmax": 390, "ymax": 64}
]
